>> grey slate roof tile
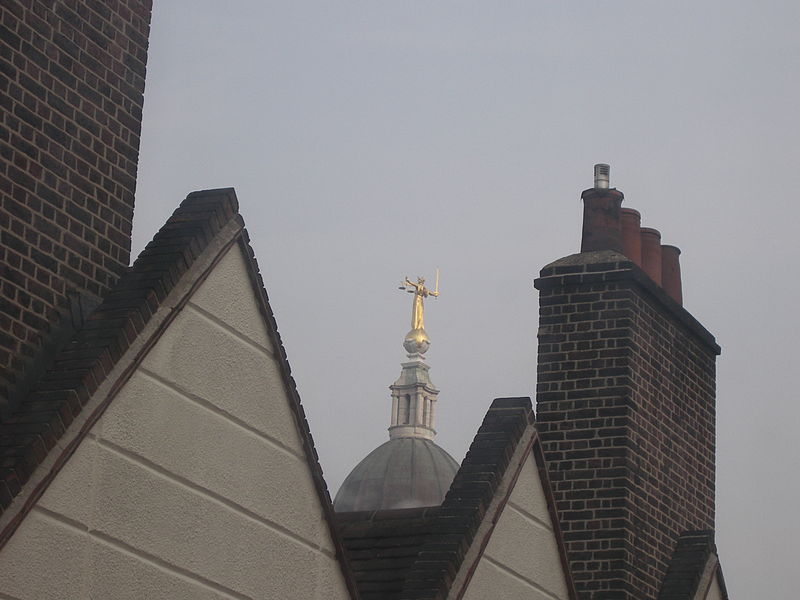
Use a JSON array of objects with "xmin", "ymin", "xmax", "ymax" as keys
[{"xmin": 658, "ymin": 530, "xmax": 729, "ymax": 600}]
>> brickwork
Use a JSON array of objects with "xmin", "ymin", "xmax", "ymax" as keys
[
  {"xmin": 534, "ymin": 252, "xmax": 719, "ymax": 600},
  {"xmin": 0, "ymin": 0, "xmax": 152, "ymax": 404}
]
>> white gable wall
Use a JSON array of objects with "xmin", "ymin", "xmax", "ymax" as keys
[
  {"xmin": 703, "ymin": 569, "xmax": 724, "ymax": 600},
  {"xmin": 461, "ymin": 451, "xmax": 570, "ymax": 600},
  {"xmin": 0, "ymin": 245, "xmax": 351, "ymax": 600}
]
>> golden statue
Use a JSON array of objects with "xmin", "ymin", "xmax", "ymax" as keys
[{"xmin": 399, "ymin": 271, "xmax": 439, "ymax": 354}]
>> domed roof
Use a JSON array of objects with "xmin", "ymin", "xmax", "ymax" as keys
[{"xmin": 333, "ymin": 437, "xmax": 459, "ymax": 512}]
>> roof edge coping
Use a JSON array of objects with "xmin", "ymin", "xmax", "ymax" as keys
[{"xmin": 534, "ymin": 251, "xmax": 721, "ymax": 355}]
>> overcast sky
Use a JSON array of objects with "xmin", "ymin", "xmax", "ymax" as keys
[{"xmin": 133, "ymin": 2, "xmax": 800, "ymax": 597}]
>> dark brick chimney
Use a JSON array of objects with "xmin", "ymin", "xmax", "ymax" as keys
[
  {"xmin": 534, "ymin": 167, "xmax": 720, "ymax": 599},
  {"xmin": 0, "ymin": 1, "xmax": 153, "ymax": 410}
]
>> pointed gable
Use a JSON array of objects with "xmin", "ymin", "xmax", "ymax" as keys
[
  {"xmin": 0, "ymin": 190, "xmax": 357, "ymax": 599},
  {"xmin": 337, "ymin": 398, "xmax": 575, "ymax": 600},
  {"xmin": 441, "ymin": 398, "xmax": 574, "ymax": 600},
  {"xmin": 461, "ymin": 449, "xmax": 571, "ymax": 600}
]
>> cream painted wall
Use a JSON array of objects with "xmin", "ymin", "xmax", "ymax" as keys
[
  {"xmin": 0, "ymin": 245, "xmax": 351, "ymax": 600},
  {"xmin": 461, "ymin": 452, "xmax": 570, "ymax": 600},
  {"xmin": 704, "ymin": 570, "xmax": 724, "ymax": 600}
]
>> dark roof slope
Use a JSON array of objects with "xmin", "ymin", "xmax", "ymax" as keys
[
  {"xmin": 338, "ymin": 507, "xmax": 442, "ymax": 600},
  {"xmin": 658, "ymin": 530, "xmax": 729, "ymax": 600},
  {"xmin": 0, "ymin": 189, "xmax": 359, "ymax": 598}
]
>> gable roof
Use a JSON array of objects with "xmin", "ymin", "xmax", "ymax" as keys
[
  {"xmin": 658, "ymin": 530, "xmax": 729, "ymax": 600},
  {"xmin": 337, "ymin": 397, "xmax": 577, "ymax": 600},
  {"xmin": 0, "ymin": 188, "xmax": 359, "ymax": 597}
]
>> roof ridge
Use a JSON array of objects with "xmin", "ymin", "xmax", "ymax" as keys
[
  {"xmin": 658, "ymin": 529, "xmax": 728, "ymax": 600},
  {"xmin": 0, "ymin": 189, "xmax": 239, "ymax": 520},
  {"xmin": 233, "ymin": 224, "xmax": 361, "ymax": 600},
  {"xmin": 397, "ymin": 397, "xmax": 534, "ymax": 600}
]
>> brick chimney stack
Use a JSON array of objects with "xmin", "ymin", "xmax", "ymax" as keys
[
  {"xmin": 0, "ymin": 1, "xmax": 153, "ymax": 411},
  {"xmin": 534, "ymin": 165, "xmax": 719, "ymax": 599}
]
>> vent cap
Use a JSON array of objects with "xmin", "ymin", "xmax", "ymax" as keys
[{"xmin": 594, "ymin": 163, "xmax": 610, "ymax": 189}]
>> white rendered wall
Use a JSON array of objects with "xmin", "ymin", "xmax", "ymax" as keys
[
  {"xmin": 461, "ymin": 452, "xmax": 570, "ymax": 600},
  {"xmin": 0, "ymin": 245, "xmax": 351, "ymax": 600}
]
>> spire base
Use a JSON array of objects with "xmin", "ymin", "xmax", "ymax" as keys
[
  {"xmin": 388, "ymin": 424, "xmax": 436, "ymax": 440},
  {"xmin": 389, "ymin": 350, "xmax": 440, "ymax": 440}
]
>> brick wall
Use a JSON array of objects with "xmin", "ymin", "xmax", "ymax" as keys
[
  {"xmin": 534, "ymin": 252, "xmax": 719, "ymax": 599},
  {"xmin": 0, "ymin": 0, "xmax": 152, "ymax": 406}
]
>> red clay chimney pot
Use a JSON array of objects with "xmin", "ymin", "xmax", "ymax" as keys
[
  {"xmin": 661, "ymin": 245, "xmax": 683, "ymax": 305},
  {"xmin": 620, "ymin": 208, "xmax": 642, "ymax": 266},
  {"xmin": 580, "ymin": 188, "xmax": 625, "ymax": 253},
  {"xmin": 640, "ymin": 227, "xmax": 662, "ymax": 285}
]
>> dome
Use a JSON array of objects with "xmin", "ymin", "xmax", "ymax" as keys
[{"xmin": 333, "ymin": 437, "xmax": 459, "ymax": 512}]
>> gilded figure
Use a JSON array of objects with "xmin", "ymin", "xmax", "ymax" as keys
[{"xmin": 399, "ymin": 271, "xmax": 439, "ymax": 332}]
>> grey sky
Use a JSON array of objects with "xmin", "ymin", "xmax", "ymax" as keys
[{"xmin": 133, "ymin": 2, "xmax": 800, "ymax": 597}]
